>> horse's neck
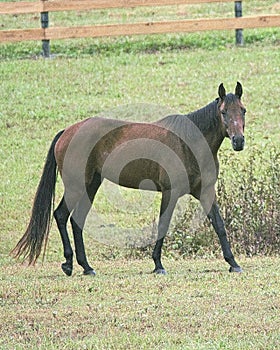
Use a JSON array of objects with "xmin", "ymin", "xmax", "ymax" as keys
[
  {"xmin": 190, "ymin": 100, "xmax": 225, "ymax": 155},
  {"xmin": 204, "ymin": 125, "xmax": 225, "ymax": 156}
]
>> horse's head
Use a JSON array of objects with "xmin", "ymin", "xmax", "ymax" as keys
[{"xmin": 218, "ymin": 82, "xmax": 246, "ymax": 151}]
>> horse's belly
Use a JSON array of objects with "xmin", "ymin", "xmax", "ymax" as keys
[
  {"xmin": 88, "ymin": 119, "xmax": 190, "ymax": 193},
  {"xmin": 101, "ymin": 158, "xmax": 162, "ymax": 191}
]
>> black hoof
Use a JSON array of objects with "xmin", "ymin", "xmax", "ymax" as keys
[
  {"xmin": 229, "ymin": 266, "xmax": 242, "ymax": 273},
  {"xmin": 61, "ymin": 263, "xmax": 73, "ymax": 276},
  {"xmin": 153, "ymin": 268, "xmax": 167, "ymax": 275},
  {"xmin": 83, "ymin": 269, "xmax": 96, "ymax": 276}
]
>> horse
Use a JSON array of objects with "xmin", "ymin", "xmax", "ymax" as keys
[{"xmin": 12, "ymin": 82, "xmax": 246, "ymax": 276}]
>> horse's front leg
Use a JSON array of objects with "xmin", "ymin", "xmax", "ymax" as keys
[
  {"xmin": 202, "ymin": 193, "xmax": 242, "ymax": 272},
  {"xmin": 207, "ymin": 203, "xmax": 242, "ymax": 272},
  {"xmin": 152, "ymin": 190, "xmax": 178, "ymax": 274}
]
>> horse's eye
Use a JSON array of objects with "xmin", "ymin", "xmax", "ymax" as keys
[
  {"xmin": 221, "ymin": 110, "xmax": 226, "ymax": 116},
  {"xmin": 243, "ymin": 108, "xmax": 247, "ymax": 115}
]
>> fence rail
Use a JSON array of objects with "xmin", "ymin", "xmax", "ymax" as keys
[
  {"xmin": 1, "ymin": 15, "xmax": 279, "ymax": 42},
  {"xmin": 1, "ymin": 0, "xmax": 280, "ymax": 56},
  {"xmin": 0, "ymin": 0, "xmax": 238, "ymax": 14}
]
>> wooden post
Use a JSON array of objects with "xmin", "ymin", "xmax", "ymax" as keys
[
  {"xmin": 41, "ymin": 11, "xmax": 50, "ymax": 57},
  {"xmin": 235, "ymin": 1, "xmax": 243, "ymax": 45}
]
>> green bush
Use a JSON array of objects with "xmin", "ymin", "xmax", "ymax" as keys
[{"xmin": 167, "ymin": 141, "xmax": 280, "ymax": 257}]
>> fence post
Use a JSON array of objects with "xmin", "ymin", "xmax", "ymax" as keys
[
  {"xmin": 41, "ymin": 10, "xmax": 50, "ymax": 57},
  {"xmin": 235, "ymin": 1, "xmax": 244, "ymax": 45}
]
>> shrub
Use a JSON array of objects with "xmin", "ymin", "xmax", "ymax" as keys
[{"xmin": 167, "ymin": 142, "xmax": 280, "ymax": 257}]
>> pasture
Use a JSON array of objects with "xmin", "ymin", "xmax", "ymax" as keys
[
  {"xmin": 0, "ymin": 1, "xmax": 280, "ymax": 348},
  {"xmin": 1, "ymin": 257, "xmax": 279, "ymax": 349}
]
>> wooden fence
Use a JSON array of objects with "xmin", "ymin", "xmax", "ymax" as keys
[{"xmin": 1, "ymin": 0, "xmax": 279, "ymax": 56}]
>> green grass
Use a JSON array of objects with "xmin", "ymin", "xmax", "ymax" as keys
[
  {"xmin": 1, "ymin": 41, "xmax": 279, "ymax": 253},
  {"xmin": 1, "ymin": 1, "xmax": 280, "ymax": 348},
  {"xmin": 0, "ymin": 257, "xmax": 280, "ymax": 349}
]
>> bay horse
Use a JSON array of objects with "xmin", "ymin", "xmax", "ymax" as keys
[{"xmin": 12, "ymin": 82, "xmax": 246, "ymax": 275}]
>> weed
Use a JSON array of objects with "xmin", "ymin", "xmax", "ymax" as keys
[{"xmin": 168, "ymin": 141, "xmax": 280, "ymax": 257}]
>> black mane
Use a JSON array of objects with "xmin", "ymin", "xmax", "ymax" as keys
[{"xmin": 156, "ymin": 99, "xmax": 219, "ymax": 139}]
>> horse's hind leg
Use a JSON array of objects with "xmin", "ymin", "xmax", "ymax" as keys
[
  {"xmin": 54, "ymin": 197, "xmax": 74, "ymax": 276},
  {"xmin": 70, "ymin": 173, "xmax": 102, "ymax": 275}
]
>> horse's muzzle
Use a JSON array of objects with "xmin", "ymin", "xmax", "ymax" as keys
[{"xmin": 232, "ymin": 135, "xmax": 245, "ymax": 151}]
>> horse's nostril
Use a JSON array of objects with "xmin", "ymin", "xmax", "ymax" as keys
[
  {"xmin": 232, "ymin": 136, "xmax": 238, "ymax": 147},
  {"xmin": 232, "ymin": 135, "xmax": 245, "ymax": 151}
]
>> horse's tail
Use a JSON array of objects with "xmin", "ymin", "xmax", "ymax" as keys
[{"xmin": 11, "ymin": 130, "xmax": 64, "ymax": 265}]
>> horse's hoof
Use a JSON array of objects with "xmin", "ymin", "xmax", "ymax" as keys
[
  {"xmin": 83, "ymin": 269, "xmax": 96, "ymax": 276},
  {"xmin": 229, "ymin": 266, "xmax": 242, "ymax": 273},
  {"xmin": 61, "ymin": 263, "xmax": 73, "ymax": 276},
  {"xmin": 153, "ymin": 268, "xmax": 167, "ymax": 275}
]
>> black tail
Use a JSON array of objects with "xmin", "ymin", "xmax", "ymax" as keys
[{"xmin": 11, "ymin": 130, "xmax": 64, "ymax": 265}]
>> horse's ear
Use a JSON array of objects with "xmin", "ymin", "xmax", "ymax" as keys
[
  {"xmin": 235, "ymin": 81, "xmax": 243, "ymax": 99},
  {"xmin": 218, "ymin": 83, "xmax": 226, "ymax": 100}
]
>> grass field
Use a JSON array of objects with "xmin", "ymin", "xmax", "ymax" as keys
[
  {"xmin": 1, "ymin": 257, "xmax": 280, "ymax": 349},
  {"xmin": 1, "ymin": 1, "xmax": 280, "ymax": 348}
]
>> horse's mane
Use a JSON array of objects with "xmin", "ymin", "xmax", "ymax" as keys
[{"xmin": 156, "ymin": 99, "xmax": 219, "ymax": 140}]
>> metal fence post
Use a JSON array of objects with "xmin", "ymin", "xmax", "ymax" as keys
[
  {"xmin": 41, "ymin": 11, "xmax": 50, "ymax": 57},
  {"xmin": 235, "ymin": 1, "xmax": 244, "ymax": 45}
]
